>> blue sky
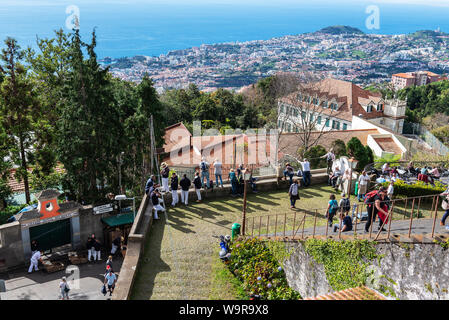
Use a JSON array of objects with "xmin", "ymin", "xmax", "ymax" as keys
[{"xmin": 2, "ymin": 0, "xmax": 449, "ymax": 6}]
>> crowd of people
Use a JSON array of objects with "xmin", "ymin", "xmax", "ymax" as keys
[{"xmin": 144, "ymin": 159, "xmax": 258, "ymax": 221}]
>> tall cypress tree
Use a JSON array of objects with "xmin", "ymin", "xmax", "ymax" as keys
[{"xmin": 57, "ymin": 30, "xmax": 122, "ymax": 202}]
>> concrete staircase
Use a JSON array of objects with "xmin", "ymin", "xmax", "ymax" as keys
[{"xmin": 304, "ymin": 286, "xmax": 386, "ymax": 300}]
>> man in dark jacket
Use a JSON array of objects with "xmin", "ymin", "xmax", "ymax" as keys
[
  {"xmin": 170, "ymin": 172, "xmax": 179, "ymax": 207},
  {"xmin": 145, "ymin": 175, "xmax": 159, "ymax": 195},
  {"xmin": 193, "ymin": 172, "xmax": 202, "ymax": 202},
  {"xmin": 94, "ymin": 239, "xmax": 102, "ymax": 261},
  {"xmin": 86, "ymin": 236, "xmax": 96, "ymax": 262},
  {"xmin": 179, "ymin": 174, "xmax": 191, "ymax": 205},
  {"xmin": 151, "ymin": 188, "xmax": 164, "ymax": 220}
]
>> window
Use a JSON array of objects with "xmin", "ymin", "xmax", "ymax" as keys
[
  {"xmin": 330, "ymin": 103, "xmax": 338, "ymax": 111},
  {"xmin": 294, "ymin": 109, "xmax": 298, "ymax": 117},
  {"xmin": 343, "ymin": 123, "xmax": 348, "ymax": 130},
  {"xmin": 332, "ymin": 120, "xmax": 340, "ymax": 130},
  {"xmin": 287, "ymin": 123, "xmax": 291, "ymax": 132},
  {"xmin": 295, "ymin": 126, "xmax": 299, "ymax": 133},
  {"xmin": 301, "ymin": 111, "xmax": 306, "ymax": 119},
  {"xmin": 323, "ymin": 101, "xmax": 328, "ymax": 108},
  {"xmin": 325, "ymin": 119, "xmax": 330, "ymax": 127},
  {"xmin": 367, "ymin": 105, "xmax": 373, "ymax": 113},
  {"xmin": 310, "ymin": 114, "xmax": 314, "ymax": 122},
  {"xmin": 280, "ymin": 105, "xmax": 284, "ymax": 113},
  {"xmin": 377, "ymin": 103, "xmax": 383, "ymax": 111},
  {"xmin": 317, "ymin": 116, "xmax": 322, "ymax": 124}
]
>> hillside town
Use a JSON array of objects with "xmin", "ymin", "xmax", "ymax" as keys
[{"xmin": 101, "ymin": 28, "xmax": 449, "ymax": 92}]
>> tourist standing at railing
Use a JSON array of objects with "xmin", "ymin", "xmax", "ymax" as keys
[
  {"xmin": 199, "ymin": 157, "xmax": 210, "ymax": 189},
  {"xmin": 229, "ymin": 169, "xmax": 238, "ymax": 196},
  {"xmin": 365, "ymin": 186, "xmax": 388, "ymax": 233},
  {"xmin": 288, "ymin": 179, "xmax": 300, "ymax": 209},
  {"xmin": 180, "ymin": 174, "xmax": 191, "ymax": 205},
  {"xmin": 193, "ymin": 172, "xmax": 202, "ymax": 202},
  {"xmin": 160, "ymin": 162, "xmax": 170, "ymax": 192},
  {"xmin": 439, "ymin": 186, "xmax": 449, "ymax": 227},
  {"xmin": 170, "ymin": 172, "xmax": 179, "ymax": 207},
  {"xmin": 213, "ymin": 159, "xmax": 224, "ymax": 188},
  {"xmin": 321, "ymin": 148, "xmax": 335, "ymax": 175},
  {"xmin": 300, "ymin": 158, "xmax": 311, "ymax": 187},
  {"xmin": 237, "ymin": 165, "xmax": 245, "ymax": 196}
]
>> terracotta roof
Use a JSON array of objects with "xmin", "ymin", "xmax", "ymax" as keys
[
  {"xmin": 278, "ymin": 129, "xmax": 379, "ymax": 159},
  {"xmin": 278, "ymin": 78, "xmax": 384, "ymax": 122},
  {"xmin": 7, "ymin": 165, "xmax": 65, "ymax": 193},
  {"xmin": 392, "ymin": 73, "xmax": 415, "ymax": 79},
  {"xmin": 304, "ymin": 286, "xmax": 386, "ymax": 300},
  {"xmin": 373, "ymin": 137, "xmax": 403, "ymax": 155},
  {"xmin": 163, "ymin": 122, "xmax": 192, "ymax": 154}
]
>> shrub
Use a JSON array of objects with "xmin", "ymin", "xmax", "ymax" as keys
[
  {"xmin": 331, "ymin": 139, "xmax": 347, "ymax": 158},
  {"xmin": 303, "ymin": 145, "xmax": 327, "ymax": 169},
  {"xmin": 228, "ymin": 238, "xmax": 301, "ymax": 300},
  {"xmin": 380, "ymin": 179, "xmax": 446, "ymax": 197},
  {"xmin": 347, "ymin": 137, "xmax": 374, "ymax": 172},
  {"xmin": 0, "ymin": 204, "xmax": 27, "ymax": 225}
]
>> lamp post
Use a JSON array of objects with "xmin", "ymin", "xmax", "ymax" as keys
[
  {"xmin": 115, "ymin": 195, "xmax": 136, "ymax": 220},
  {"xmin": 241, "ymin": 170, "xmax": 252, "ymax": 236},
  {"xmin": 347, "ymin": 157, "xmax": 359, "ymax": 199}
]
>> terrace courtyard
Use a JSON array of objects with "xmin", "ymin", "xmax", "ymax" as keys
[{"xmin": 129, "ymin": 183, "xmax": 448, "ymax": 300}]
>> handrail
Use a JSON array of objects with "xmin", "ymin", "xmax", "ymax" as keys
[{"xmin": 247, "ymin": 193, "xmax": 446, "ymax": 242}]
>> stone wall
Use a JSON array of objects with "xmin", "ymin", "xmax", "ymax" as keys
[
  {"xmin": 0, "ymin": 221, "xmax": 25, "ymax": 272},
  {"xmin": 282, "ymin": 241, "xmax": 449, "ymax": 300}
]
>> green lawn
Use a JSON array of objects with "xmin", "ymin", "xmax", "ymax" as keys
[{"xmin": 129, "ymin": 183, "xmax": 441, "ymax": 300}]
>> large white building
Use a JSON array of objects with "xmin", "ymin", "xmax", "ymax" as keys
[{"xmin": 277, "ymin": 78, "xmax": 407, "ymax": 134}]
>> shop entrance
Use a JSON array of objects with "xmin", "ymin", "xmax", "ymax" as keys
[{"xmin": 29, "ymin": 218, "xmax": 72, "ymax": 252}]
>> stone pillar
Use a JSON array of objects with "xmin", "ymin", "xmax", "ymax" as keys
[
  {"xmin": 71, "ymin": 216, "xmax": 81, "ymax": 250},
  {"xmin": 21, "ymin": 228, "xmax": 31, "ymax": 259}
]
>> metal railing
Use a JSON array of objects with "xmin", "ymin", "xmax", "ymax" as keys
[{"xmin": 244, "ymin": 194, "xmax": 448, "ymax": 242}]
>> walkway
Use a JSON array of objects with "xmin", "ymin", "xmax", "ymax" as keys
[{"xmin": 0, "ymin": 257, "xmax": 123, "ymax": 300}]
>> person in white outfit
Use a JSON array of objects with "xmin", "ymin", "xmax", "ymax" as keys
[
  {"xmin": 193, "ymin": 172, "xmax": 202, "ymax": 202},
  {"xmin": 179, "ymin": 174, "xmax": 191, "ymax": 205},
  {"xmin": 160, "ymin": 162, "xmax": 170, "ymax": 192},
  {"xmin": 170, "ymin": 172, "xmax": 179, "ymax": 207},
  {"xmin": 28, "ymin": 251, "xmax": 42, "ymax": 273},
  {"xmin": 151, "ymin": 189, "xmax": 165, "ymax": 219}
]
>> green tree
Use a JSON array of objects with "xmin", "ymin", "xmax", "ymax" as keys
[
  {"xmin": 0, "ymin": 38, "xmax": 41, "ymax": 203},
  {"xmin": 57, "ymin": 30, "xmax": 123, "ymax": 202},
  {"xmin": 346, "ymin": 137, "xmax": 373, "ymax": 172}
]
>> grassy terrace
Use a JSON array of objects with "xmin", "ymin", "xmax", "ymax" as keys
[{"xmin": 129, "ymin": 183, "xmax": 440, "ymax": 300}]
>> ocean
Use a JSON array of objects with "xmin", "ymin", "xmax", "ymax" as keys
[{"xmin": 1, "ymin": 0, "xmax": 449, "ymax": 59}]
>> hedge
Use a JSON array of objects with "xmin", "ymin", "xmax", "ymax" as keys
[
  {"xmin": 381, "ymin": 179, "xmax": 447, "ymax": 198},
  {"xmin": 228, "ymin": 238, "xmax": 301, "ymax": 300}
]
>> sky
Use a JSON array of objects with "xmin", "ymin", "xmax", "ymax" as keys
[{"xmin": 2, "ymin": 0, "xmax": 449, "ymax": 6}]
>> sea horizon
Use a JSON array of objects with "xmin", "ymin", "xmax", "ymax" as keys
[{"xmin": 1, "ymin": 1, "xmax": 449, "ymax": 59}]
